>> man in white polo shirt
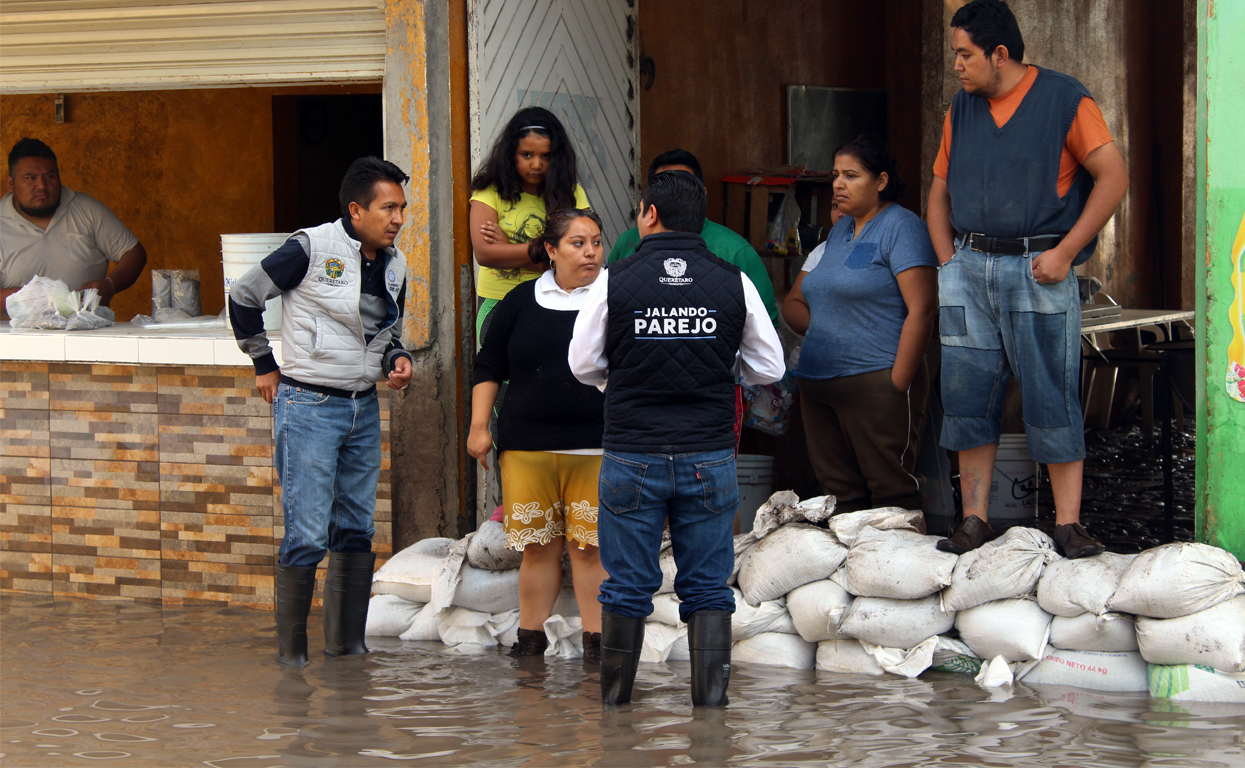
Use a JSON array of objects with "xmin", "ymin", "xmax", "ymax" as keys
[{"xmin": 0, "ymin": 138, "xmax": 147, "ymax": 316}]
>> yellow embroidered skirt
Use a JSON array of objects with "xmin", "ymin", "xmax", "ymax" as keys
[{"xmin": 498, "ymin": 450, "xmax": 601, "ymax": 551}]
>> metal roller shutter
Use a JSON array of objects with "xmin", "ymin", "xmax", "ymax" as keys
[{"xmin": 0, "ymin": 0, "xmax": 385, "ymax": 93}]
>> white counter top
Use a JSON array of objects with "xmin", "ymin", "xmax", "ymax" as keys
[{"xmin": 0, "ymin": 321, "xmax": 280, "ymax": 367}]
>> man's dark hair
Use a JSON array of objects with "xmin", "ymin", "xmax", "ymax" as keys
[
  {"xmin": 640, "ymin": 171, "xmax": 706, "ymax": 234},
  {"xmin": 833, "ymin": 134, "xmax": 907, "ymax": 203},
  {"xmin": 8, "ymin": 137, "xmax": 57, "ymax": 175},
  {"xmin": 647, "ymin": 149, "xmax": 703, "ymax": 183},
  {"xmin": 339, "ymin": 156, "xmax": 410, "ymax": 219},
  {"xmin": 951, "ymin": 0, "xmax": 1025, "ymax": 63}
]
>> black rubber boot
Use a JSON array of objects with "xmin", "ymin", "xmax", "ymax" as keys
[
  {"xmin": 688, "ymin": 610, "xmax": 732, "ymax": 707},
  {"xmin": 600, "ymin": 611, "xmax": 645, "ymax": 706},
  {"xmin": 275, "ymin": 564, "xmax": 317, "ymax": 667},
  {"xmin": 323, "ymin": 551, "xmax": 376, "ymax": 657}
]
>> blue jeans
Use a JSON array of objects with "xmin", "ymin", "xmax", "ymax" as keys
[
  {"xmin": 274, "ymin": 382, "xmax": 380, "ymax": 568},
  {"xmin": 597, "ymin": 449, "xmax": 739, "ymax": 622},
  {"xmin": 937, "ymin": 243, "xmax": 1085, "ymax": 464}
]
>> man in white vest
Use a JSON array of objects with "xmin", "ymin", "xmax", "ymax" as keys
[{"xmin": 230, "ymin": 157, "xmax": 413, "ymax": 666}]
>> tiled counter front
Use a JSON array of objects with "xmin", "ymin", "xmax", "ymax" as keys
[{"xmin": 0, "ymin": 362, "xmax": 393, "ymax": 608}]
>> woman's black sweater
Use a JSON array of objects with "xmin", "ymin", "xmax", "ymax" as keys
[{"xmin": 472, "ymin": 280, "xmax": 605, "ymax": 452}]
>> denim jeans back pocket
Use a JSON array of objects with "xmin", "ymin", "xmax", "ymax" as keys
[
  {"xmin": 695, "ymin": 455, "xmax": 740, "ymax": 515},
  {"xmin": 845, "ymin": 242, "xmax": 879, "ymax": 270},
  {"xmin": 600, "ymin": 452, "xmax": 647, "ymax": 515}
]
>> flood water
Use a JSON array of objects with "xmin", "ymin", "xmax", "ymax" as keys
[{"xmin": 3, "ymin": 593, "xmax": 1242, "ymax": 767}]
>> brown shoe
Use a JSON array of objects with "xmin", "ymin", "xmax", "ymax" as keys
[
  {"xmin": 936, "ymin": 515, "xmax": 995, "ymax": 555},
  {"xmin": 1054, "ymin": 522, "xmax": 1104, "ymax": 559},
  {"xmin": 583, "ymin": 631, "xmax": 601, "ymax": 665},
  {"xmin": 508, "ymin": 628, "xmax": 548, "ymax": 658}
]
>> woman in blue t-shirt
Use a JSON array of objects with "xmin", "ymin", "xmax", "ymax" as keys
[{"xmin": 782, "ymin": 135, "xmax": 938, "ymax": 513}]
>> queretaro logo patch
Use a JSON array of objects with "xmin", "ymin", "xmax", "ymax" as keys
[
  {"xmin": 325, "ymin": 259, "xmax": 345, "ymax": 279},
  {"xmin": 387, "ymin": 269, "xmax": 396, "ymax": 283},
  {"xmin": 663, "ymin": 258, "xmax": 687, "ymax": 278}
]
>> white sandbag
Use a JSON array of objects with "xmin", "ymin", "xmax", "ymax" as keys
[
  {"xmin": 955, "ymin": 597, "xmax": 1052, "ymax": 662},
  {"xmin": 815, "ymin": 639, "xmax": 885, "ymax": 676},
  {"xmin": 641, "ymin": 622, "xmax": 685, "ymax": 663},
  {"xmin": 930, "ymin": 635, "xmax": 982, "ymax": 675},
  {"xmin": 1037, "ymin": 552, "xmax": 1135, "ymax": 617},
  {"xmin": 860, "ymin": 636, "xmax": 938, "ymax": 678},
  {"xmin": 738, "ymin": 524, "xmax": 847, "ymax": 606},
  {"xmin": 451, "ymin": 564, "xmax": 520, "ymax": 613},
  {"xmin": 975, "ymin": 655, "xmax": 1015, "ymax": 688},
  {"xmin": 657, "ymin": 547, "xmax": 678, "ymax": 594},
  {"xmin": 465, "ymin": 520, "xmax": 523, "ymax": 571},
  {"xmin": 732, "ymin": 632, "xmax": 816, "ymax": 670},
  {"xmin": 731, "ymin": 587, "xmax": 794, "ymax": 641},
  {"xmin": 544, "ymin": 614, "xmax": 584, "ymax": 659},
  {"xmin": 829, "ymin": 567, "xmax": 855, "ymax": 596},
  {"xmin": 399, "ymin": 604, "xmax": 451, "ymax": 642},
  {"xmin": 1135, "ymin": 596, "xmax": 1245, "ymax": 672},
  {"xmin": 1148, "ymin": 663, "xmax": 1245, "ymax": 703},
  {"xmin": 1049, "ymin": 612, "xmax": 1138, "ymax": 652},
  {"xmin": 365, "ymin": 594, "xmax": 425, "ymax": 637},
  {"xmin": 786, "ymin": 579, "xmax": 853, "ymax": 642},
  {"xmin": 729, "ymin": 534, "xmax": 758, "ymax": 586},
  {"xmin": 668, "ymin": 631, "xmax": 690, "ymax": 662},
  {"xmin": 438, "ymin": 606, "xmax": 498, "ymax": 647},
  {"xmin": 827, "ymin": 508, "xmax": 924, "ymax": 548},
  {"xmin": 372, "ymin": 537, "xmax": 455, "ymax": 603},
  {"xmin": 843, "ymin": 528, "xmax": 958, "ymax": 599},
  {"xmin": 941, "ymin": 527, "xmax": 1059, "ymax": 612},
  {"xmin": 1021, "ymin": 648, "xmax": 1149, "ymax": 692},
  {"xmin": 494, "ymin": 610, "xmax": 520, "ymax": 648},
  {"xmin": 651, "ymin": 593, "xmax": 683, "ymax": 626},
  {"xmin": 1108, "ymin": 542, "xmax": 1245, "ymax": 619},
  {"xmin": 837, "ymin": 595, "xmax": 954, "ymax": 649},
  {"xmin": 551, "ymin": 586, "xmax": 580, "ymax": 618}
]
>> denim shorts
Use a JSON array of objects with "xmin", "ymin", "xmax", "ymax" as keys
[{"xmin": 937, "ymin": 244, "xmax": 1085, "ymax": 464}]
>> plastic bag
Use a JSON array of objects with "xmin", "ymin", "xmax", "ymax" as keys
[
  {"xmin": 152, "ymin": 269, "xmax": 202, "ymax": 316},
  {"xmin": 7, "ymin": 277, "xmax": 114, "ymax": 331},
  {"xmin": 766, "ymin": 191, "xmax": 802, "ymax": 256},
  {"xmin": 741, "ymin": 373, "xmax": 797, "ymax": 436}
]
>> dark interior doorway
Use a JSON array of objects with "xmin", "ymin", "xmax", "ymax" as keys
[{"xmin": 273, "ymin": 94, "xmax": 384, "ymax": 233}]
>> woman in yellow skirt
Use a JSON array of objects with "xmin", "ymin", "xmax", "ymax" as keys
[{"xmin": 468, "ymin": 208, "xmax": 608, "ymax": 662}]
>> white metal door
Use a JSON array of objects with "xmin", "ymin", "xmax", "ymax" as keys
[
  {"xmin": 0, "ymin": 0, "xmax": 386, "ymax": 93},
  {"xmin": 471, "ymin": 0, "xmax": 639, "ymax": 245}
]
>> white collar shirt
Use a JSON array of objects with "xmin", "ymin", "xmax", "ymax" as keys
[{"xmin": 532, "ymin": 268, "xmax": 597, "ymax": 312}]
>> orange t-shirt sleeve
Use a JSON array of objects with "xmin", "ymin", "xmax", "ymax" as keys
[
  {"xmin": 1065, "ymin": 96, "xmax": 1114, "ymax": 164},
  {"xmin": 933, "ymin": 107, "xmax": 953, "ymax": 180}
]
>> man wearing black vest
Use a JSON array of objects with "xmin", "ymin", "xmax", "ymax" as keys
[
  {"xmin": 927, "ymin": 0, "xmax": 1129, "ymax": 558},
  {"xmin": 569, "ymin": 171, "xmax": 784, "ymax": 706}
]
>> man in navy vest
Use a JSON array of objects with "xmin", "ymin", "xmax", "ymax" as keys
[
  {"xmin": 927, "ymin": 0, "xmax": 1129, "ymax": 558},
  {"xmin": 569, "ymin": 171, "xmax": 784, "ymax": 706}
]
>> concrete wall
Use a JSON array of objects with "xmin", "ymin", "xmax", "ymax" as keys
[
  {"xmin": 638, "ymin": 0, "xmax": 925, "ymax": 222},
  {"xmin": 0, "ymin": 84, "xmax": 380, "ymax": 322}
]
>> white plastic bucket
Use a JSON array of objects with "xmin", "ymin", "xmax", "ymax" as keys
[
  {"xmin": 988, "ymin": 434, "xmax": 1040, "ymax": 522},
  {"xmin": 222, "ymin": 233, "xmax": 290, "ymax": 332},
  {"xmin": 736, "ymin": 454, "xmax": 775, "ymax": 531}
]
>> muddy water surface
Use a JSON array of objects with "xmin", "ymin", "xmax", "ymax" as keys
[{"xmin": 2, "ymin": 594, "xmax": 1242, "ymax": 767}]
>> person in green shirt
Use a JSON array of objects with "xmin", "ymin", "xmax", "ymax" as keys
[{"xmin": 606, "ymin": 149, "xmax": 779, "ymax": 326}]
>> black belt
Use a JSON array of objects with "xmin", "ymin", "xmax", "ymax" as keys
[
  {"xmin": 280, "ymin": 375, "xmax": 376, "ymax": 400},
  {"xmin": 957, "ymin": 232, "xmax": 1062, "ymax": 256}
]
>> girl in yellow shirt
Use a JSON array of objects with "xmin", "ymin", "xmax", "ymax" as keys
[{"xmin": 470, "ymin": 106, "xmax": 589, "ymax": 341}]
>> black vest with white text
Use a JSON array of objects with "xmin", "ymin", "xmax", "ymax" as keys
[{"xmin": 603, "ymin": 231, "xmax": 746, "ymax": 453}]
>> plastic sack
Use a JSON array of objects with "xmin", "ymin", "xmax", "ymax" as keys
[
  {"xmin": 1037, "ymin": 552, "xmax": 1135, "ymax": 618},
  {"xmin": 827, "ymin": 508, "xmax": 925, "ymax": 548},
  {"xmin": 466, "ymin": 520, "xmax": 523, "ymax": 571},
  {"xmin": 815, "ymin": 639, "xmax": 885, "ymax": 676},
  {"xmin": 151, "ymin": 269, "xmax": 202, "ymax": 316},
  {"xmin": 438, "ymin": 606, "xmax": 501, "ymax": 647},
  {"xmin": 651, "ymin": 592, "xmax": 683, "ymax": 626},
  {"xmin": 641, "ymin": 622, "xmax": 685, "ymax": 663},
  {"xmin": 843, "ymin": 528, "xmax": 958, "ymax": 600},
  {"xmin": 737, "ymin": 523, "xmax": 847, "ymax": 606},
  {"xmin": 365, "ymin": 594, "xmax": 425, "ymax": 637},
  {"xmin": 1135, "ymin": 596, "xmax": 1245, "ymax": 672},
  {"xmin": 732, "ymin": 632, "xmax": 816, "ymax": 670},
  {"xmin": 1108, "ymin": 542, "xmax": 1245, "ymax": 619},
  {"xmin": 1049, "ymin": 612, "xmax": 1138, "ymax": 652},
  {"xmin": 837, "ymin": 595, "xmax": 954, "ymax": 649},
  {"xmin": 372, "ymin": 537, "xmax": 455, "ymax": 604},
  {"xmin": 930, "ymin": 636, "xmax": 982, "ymax": 675},
  {"xmin": 941, "ymin": 527, "xmax": 1059, "ymax": 612},
  {"xmin": 731, "ymin": 587, "xmax": 795, "ymax": 641},
  {"xmin": 1148, "ymin": 664, "xmax": 1245, "ymax": 703},
  {"xmin": 543, "ymin": 614, "xmax": 584, "ymax": 659},
  {"xmin": 399, "ymin": 604, "xmax": 451, "ymax": 642},
  {"xmin": 452, "ymin": 563, "xmax": 520, "ymax": 613},
  {"xmin": 955, "ymin": 597, "xmax": 1053, "ymax": 662},
  {"xmin": 1022, "ymin": 649, "xmax": 1149, "ymax": 693},
  {"xmin": 6, "ymin": 277, "xmax": 114, "ymax": 331},
  {"xmin": 765, "ymin": 190, "xmax": 802, "ymax": 256},
  {"xmin": 860, "ymin": 636, "xmax": 939, "ymax": 678},
  {"xmin": 786, "ymin": 579, "xmax": 853, "ymax": 642}
]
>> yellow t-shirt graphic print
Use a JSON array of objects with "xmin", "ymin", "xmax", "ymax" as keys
[{"xmin": 470, "ymin": 183, "xmax": 590, "ymax": 300}]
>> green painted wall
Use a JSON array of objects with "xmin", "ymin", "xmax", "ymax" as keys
[{"xmin": 1196, "ymin": 0, "xmax": 1245, "ymax": 559}]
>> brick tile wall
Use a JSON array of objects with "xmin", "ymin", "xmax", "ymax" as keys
[{"xmin": 1, "ymin": 363, "xmax": 394, "ymax": 608}]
